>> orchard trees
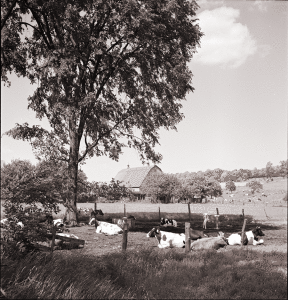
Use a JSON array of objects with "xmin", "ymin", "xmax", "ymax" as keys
[
  {"xmin": 266, "ymin": 161, "xmax": 273, "ymax": 180},
  {"xmin": 279, "ymin": 160, "xmax": 287, "ymax": 178},
  {"xmin": 246, "ymin": 180, "xmax": 263, "ymax": 194},
  {"xmin": 141, "ymin": 173, "xmax": 182, "ymax": 203},
  {"xmin": 225, "ymin": 180, "xmax": 236, "ymax": 193},
  {"xmin": 3, "ymin": 0, "xmax": 203, "ymax": 224}
]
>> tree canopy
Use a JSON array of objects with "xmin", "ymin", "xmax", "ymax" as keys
[{"xmin": 3, "ymin": 0, "xmax": 203, "ymax": 224}]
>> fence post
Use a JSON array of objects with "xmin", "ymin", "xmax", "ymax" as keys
[
  {"xmin": 216, "ymin": 208, "xmax": 219, "ymax": 215},
  {"xmin": 188, "ymin": 203, "xmax": 191, "ymax": 223},
  {"xmin": 94, "ymin": 202, "xmax": 97, "ymax": 229},
  {"xmin": 215, "ymin": 215, "xmax": 219, "ymax": 230},
  {"xmin": 159, "ymin": 207, "xmax": 161, "ymax": 222},
  {"xmin": 242, "ymin": 209, "xmax": 244, "ymax": 218},
  {"xmin": 122, "ymin": 217, "xmax": 128, "ymax": 251},
  {"xmin": 185, "ymin": 222, "xmax": 190, "ymax": 253},
  {"xmin": 124, "ymin": 204, "xmax": 126, "ymax": 217},
  {"xmin": 51, "ymin": 225, "xmax": 56, "ymax": 252},
  {"xmin": 241, "ymin": 219, "xmax": 247, "ymax": 246}
]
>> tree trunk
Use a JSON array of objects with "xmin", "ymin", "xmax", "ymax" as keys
[{"xmin": 66, "ymin": 115, "xmax": 80, "ymax": 226}]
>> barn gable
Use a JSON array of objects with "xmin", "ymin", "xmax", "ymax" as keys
[{"xmin": 114, "ymin": 165, "xmax": 163, "ymax": 190}]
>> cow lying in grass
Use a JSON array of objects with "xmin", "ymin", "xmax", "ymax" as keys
[
  {"xmin": 147, "ymin": 227, "xmax": 185, "ymax": 248},
  {"xmin": 95, "ymin": 220, "xmax": 123, "ymax": 235},
  {"xmin": 190, "ymin": 236, "xmax": 228, "ymax": 251},
  {"xmin": 160, "ymin": 218, "xmax": 177, "ymax": 227},
  {"xmin": 146, "ymin": 227, "xmax": 209, "ymax": 240},
  {"xmin": 227, "ymin": 226, "xmax": 265, "ymax": 246}
]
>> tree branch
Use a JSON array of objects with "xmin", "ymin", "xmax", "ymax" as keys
[{"xmin": 1, "ymin": 0, "xmax": 17, "ymax": 30}]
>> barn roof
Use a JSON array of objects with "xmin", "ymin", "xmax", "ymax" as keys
[{"xmin": 114, "ymin": 165, "xmax": 162, "ymax": 188}]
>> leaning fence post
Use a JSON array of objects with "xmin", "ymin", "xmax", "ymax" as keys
[
  {"xmin": 241, "ymin": 219, "xmax": 247, "ymax": 246},
  {"xmin": 185, "ymin": 222, "xmax": 190, "ymax": 253},
  {"xmin": 188, "ymin": 203, "xmax": 191, "ymax": 223},
  {"xmin": 51, "ymin": 225, "xmax": 56, "ymax": 252},
  {"xmin": 122, "ymin": 217, "xmax": 128, "ymax": 251}
]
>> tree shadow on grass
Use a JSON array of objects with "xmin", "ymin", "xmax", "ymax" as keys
[{"xmin": 73, "ymin": 211, "xmax": 284, "ymax": 237}]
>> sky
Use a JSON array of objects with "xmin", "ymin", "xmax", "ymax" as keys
[{"xmin": 1, "ymin": 0, "xmax": 287, "ymax": 182}]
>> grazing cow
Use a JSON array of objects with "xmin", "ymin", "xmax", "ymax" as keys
[
  {"xmin": 95, "ymin": 220, "xmax": 123, "ymax": 235},
  {"xmin": 190, "ymin": 236, "xmax": 228, "ymax": 251},
  {"xmin": 160, "ymin": 218, "xmax": 177, "ymax": 227},
  {"xmin": 88, "ymin": 209, "xmax": 105, "ymax": 225},
  {"xmin": 127, "ymin": 215, "xmax": 136, "ymax": 220},
  {"xmin": 148, "ymin": 227, "xmax": 185, "ymax": 248},
  {"xmin": 189, "ymin": 228, "xmax": 209, "ymax": 240},
  {"xmin": 227, "ymin": 227, "xmax": 265, "ymax": 246},
  {"xmin": 203, "ymin": 213, "xmax": 209, "ymax": 229}
]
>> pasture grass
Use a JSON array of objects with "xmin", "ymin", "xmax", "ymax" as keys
[{"xmin": 1, "ymin": 247, "xmax": 287, "ymax": 299}]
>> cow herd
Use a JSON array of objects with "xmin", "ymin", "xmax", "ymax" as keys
[
  {"xmin": 146, "ymin": 225, "xmax": 265, "ymax": 250},
  {"xmin": 1, "ymin": 208, "xmax": 266, "ymax": 252}
]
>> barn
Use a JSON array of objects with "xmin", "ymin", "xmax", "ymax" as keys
[{"xmin": 114, "ymin": 165, "xmax": 163, "ymax": 199}]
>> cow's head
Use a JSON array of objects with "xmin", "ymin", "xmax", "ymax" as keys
[
  {"xmin": 203, "ymin": 213, "xmax": 209, "ymax": 221},
  {"xmin": 252, "ymin": 226, "xmax": 265, "ymax": 239},
  {"xmin": 160, "ymin": 218, "xmax": 165, "ymax": 225},
  {"xmin": 154, "ymin": 227, "xmax": 162, "ymax": 242},
  {"xmin": 147, "ymin": 228, "xmax": 156, "ymax": 237},
  {"xmin": 91, "ymin": 209, "xmax": 104, "ymax": 218},
  {"xmin": 218, "ymin": 231, "xmax": 225, "ymax": 238}
]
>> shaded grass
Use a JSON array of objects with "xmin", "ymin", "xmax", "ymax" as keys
[{"xmin": 1, "ymin": 247, "xmax": 287, "ymax": 299}]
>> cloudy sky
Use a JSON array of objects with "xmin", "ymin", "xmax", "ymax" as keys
[{"xmin": 1, "ymin": 0, "xmax": 287, "ymax": 182}]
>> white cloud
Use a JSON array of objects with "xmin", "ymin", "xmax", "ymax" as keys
[
  {"xmin": 193, "ymin": 6, "xmax": 257, "ymax": 68},
  {"xmin": 253, "ymin": 0, "xmax": 268, "ymax": 12}
]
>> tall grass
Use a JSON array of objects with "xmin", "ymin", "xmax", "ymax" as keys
[{"xmin": 1, "ymin": 247, "xmax": 287, "ymax": 299}]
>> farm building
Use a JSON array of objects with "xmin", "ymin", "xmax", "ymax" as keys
[{"xmin": 114, "ymin": 165, "xmax": 163, "ymax": 199}]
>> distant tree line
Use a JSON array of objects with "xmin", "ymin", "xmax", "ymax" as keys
[{"xmin": 170, "ymin": 160, "xmax": 288, "ymax": 183}]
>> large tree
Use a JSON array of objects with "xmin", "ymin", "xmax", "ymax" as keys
[{"xmin": 3, "ymin": 0, "xmax": 202, "ymax": 224}]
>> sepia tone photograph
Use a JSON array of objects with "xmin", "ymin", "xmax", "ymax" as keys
[{"xmin": 1, "ymin": 0, "xmax": 287, "ymax": 299}]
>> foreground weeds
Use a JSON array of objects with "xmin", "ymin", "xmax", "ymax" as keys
[{"xmin": 1, "ymin": 247, "xmax": 287, "ymax": 299}]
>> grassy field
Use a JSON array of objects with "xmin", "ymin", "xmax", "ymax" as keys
[
  {"xmin": 1, "ymin": 177, "xmax": 287, "ymax": 299},
  {"xmin": 1, "ymin": 226, "xmax": 287, "ymax": 299}
]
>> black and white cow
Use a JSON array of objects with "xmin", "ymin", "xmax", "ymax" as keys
[
  {"xmin": 227, "ymin": 226, "xmax": 265, "ymax": 246},
  {"xmin": 147, "ymin": 227, "xmax": 185, "ymax": 248},
  {"xmin": 160, "ymin": 217, "xmax": 177, "ymax": 227}
]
